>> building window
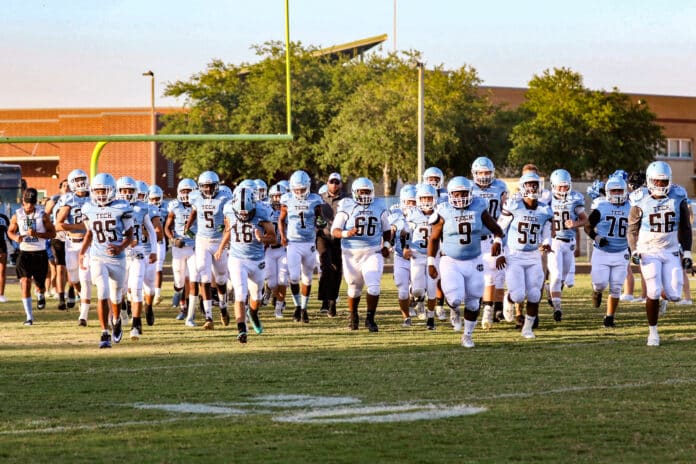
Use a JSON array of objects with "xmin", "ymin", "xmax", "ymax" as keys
[
  {"xmin": 167, "ymin": 160, "xmax": 174, "ymax": 189},
  {"xmin": 658, "ymin": 138, "xmax": 692, "ymax": 158}
]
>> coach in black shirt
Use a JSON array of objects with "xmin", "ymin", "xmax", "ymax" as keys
[{"xmin": 316, "ymin": 173, "xmax": 346, "ymax": 317}]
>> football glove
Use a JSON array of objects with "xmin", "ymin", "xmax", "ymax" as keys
[
  {"xmin": 683, "ymin": 251, "xmax": 692, "ymax": 270},
  {"xmin": 631, "ymin": 251, "xmax": 641, "ymax": 265},
  {"xmin": 594, "ymin": 235, "xmax": 609, "ymax": 248}
]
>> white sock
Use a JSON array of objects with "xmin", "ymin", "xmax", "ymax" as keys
[
  {"xmin": 79, "ymin": 302, "xmax": 90, "ymax": 321},
  {"xmin": 300, "ymin": 295, "xmax": 309, "ymax": 310},
  {"xmin": 22, "ymin": 297, "xmax": 33, "ymax": 321},
  {"xmin": 552, "ymin": 297, "xmax": 562, "ymax": 311},
  {"xmin": 203, "ymin": 299, "xmax": 213, "ymax": 319},
  {"xmin": 187, "ymin": 295, "xmax": 198, "ymax": 321},
  {"xmin": 154, "ymin": 288, "xmax": 161, "ymax": 299},
  {"xmin": 649, "ymin": 325, "xmax": 659, "ymax": 337}
]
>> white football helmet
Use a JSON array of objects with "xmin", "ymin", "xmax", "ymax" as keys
[{"xmin": 646, "ymin": 161, "xmax": 671, "ymax": 197}]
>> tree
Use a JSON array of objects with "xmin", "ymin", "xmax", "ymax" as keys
[{"xmin": 509, "ymin": 67, "xmax": 664, "ymax": 178}]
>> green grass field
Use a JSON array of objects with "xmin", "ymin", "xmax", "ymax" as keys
[{"xmin": 1, "ymin": 273, "xmax": 696, "ymax": 463}]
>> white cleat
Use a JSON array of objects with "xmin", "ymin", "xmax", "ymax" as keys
[
  {"xmin": 416, "ymin": 301, "xmax": 426, "ymax": 320},
  {"xmin": 185, "ymin": 318, "xmax": 196, "ymax": 327},
  {"xmin": 461, "ymin": 334, "xmax": 475, "ymax": 348},
  {"xmin": 481, "ymin": 306, "xmax": 493, "ymax": 330},
  {"xmin": 659, "ymin": 299, "xmax": 668, "ymax": 316},
  {"xmin": 435, "ymin": 306, "xmax": 447, "ymax": 321},
  {"xmin": 677, "ymin": 299, "xmax": 693, "ymax": 306},
  {"xmin": 647, "ymin": 334, "xmax": 660, "ymax": 346},
  {"xmin": 619, "ymin": 294, "xmax": 634, "ymax": 302},
  {"xmin": 503, "ymin": 292, "xmax": 515, "ymax": 322},
  {"xmin": 521, "ymin": 327, "xmax": 536, "ymax": 339},
  {"xmin": 451, "ymin": 309, "xmax": 462, "ymax": 332},
  {"xmin": 130, "ymin": 327, "xmax": 141, "ymax": 341}
]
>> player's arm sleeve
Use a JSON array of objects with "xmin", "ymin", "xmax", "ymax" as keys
[
  {"xmin": 144, "ymin": 214, "xmax": 157, "ymax": 247},
  {"xmin": 627, "ymin": 205, "xmax": 642, "ymax": 251},
  {"xmin": 497, "ymin": 209, "xmax": 513, "ymax": 233},
  {"xmin": 678, "ymin": 199, "xmax": 692, "ymax": 252},
  {"xmin": 584, "ymin": 209, "xmax": 601, "ymax": 239},
  {"xmin": 541, "ymin": 220, "xmax": 552, "ymax": 246},
  {"xmin": 331, "ymin": 211, "xmax": 349, "ymax": 238}
]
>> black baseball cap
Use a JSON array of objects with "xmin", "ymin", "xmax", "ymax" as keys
[{"xmin": 22, "ymin": 188, "xmax": 38, "ymax": 204}]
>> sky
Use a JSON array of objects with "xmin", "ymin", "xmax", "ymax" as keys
[{"xmin": 3, "ymin": 0, "xmax": 696, "ymax": 108}]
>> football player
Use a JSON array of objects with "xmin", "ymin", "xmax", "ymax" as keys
[
  {"xmin": 584, "ymin": 175, "xmax": 631, "ymax": 328},
  {"xmin": 471, "ymin": 156, "xmax": 509, "ymax": 328},
  {"xmin": 627, "ymin": 161, "xmax": 692, "ymax": 346},
  {"xmin": 78, "ymin": 174, "xmax": 133, "ymax": 348},
  {"xmin": 547, "ymin": 169, "xmax": 587, "ymax": 322},
  {"xmin": 427, "ymin": 176, "xmax": 505, "ymax": 348},
  {"xmin": 497, "ymin": 172, "xmax": 554, "ymax": 340},
  {"xmin": 331, "ymin": 177, "xmax": 391, "ymax": 332}
]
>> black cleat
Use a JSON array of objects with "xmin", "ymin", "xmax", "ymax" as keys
[
  {"xmin": 237, "ymin": 331, "xmax": 248, "ymax": 344},
  {"xmin": 145, "ymin": 306, "xmax": 155, "ymax": 326},
  {"xmin": 112, "ymin": 318, "xmax": 123, "ymax": 344},
  {"xmin": 493, "ymin": 310, "xmax": 504, "ymax": 323},
  {"xmin": 592, "ymin": 291, "xmax": 602, "ymax": 309},
  {"xmin": 553, "ymin": 309, "xmax": 563, "ymax": 322},
  {"xmin": 603, "ymin": 315, "xmax": 615, "ymax": 328},
  {"xmin": 37, "ymin": 294, "xmax": 46, "ymax": 310},
  {"xmin": 426, "ymin": 317, "xmax": 435, "ymax": 330},
  {"xmin": 348, "ymin": 313, "xmax": 359, "ymax": 330},
  {"xmin": 293, "ymin": 307, "xmax": 302, "ymax": 323},
  {"xmin": 78, "ymin": 318, "xmax": 87, "ymax": 327},
  {"xmin": 301, "ymin": 308, "xmax": 309, "ymax": 324},
  {"xmin": 58, "ymin": 301, "xmax": 67, "ymax": 310},
  {"xmin": 365, "ymin": 317, "xmax": 379, "ymax": 333},
  {"xmin": 515, "ymin": 314, "xmax": 525, "ymax": 330},
  {"xmin": 328, "ymin": 301, "xmax": 337, "ymax": 318},
  {"xmin": 99, "ymin": 332, "xmax": 112, "ymax": 349}
]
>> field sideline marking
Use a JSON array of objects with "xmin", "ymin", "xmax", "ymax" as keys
[{"xmin": 3, "ymin": 377, "xmax": 696, "ymax": 435}]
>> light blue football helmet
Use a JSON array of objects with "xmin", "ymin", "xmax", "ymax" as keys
[
  {"xmin": 399, "ymin": 184, "xmax": 417, "ymax": 211},
  {"xmin": 519, "ymin": 172, "xmax": 541, "ymax": 200},
  {"xmin": 447, "ymin": 176, "xmax": 474, "ymax": 208},
  {"xmin": 646, "ymin": 161, "xmax": 671, "ymax": 197},
  {"xmin": 471, "ymin": 156, "xmax": 495, "ymax": 187},
  {"xmin": 586, "ymin": 179, "xmax": 605, "ymax": 200},
  {"xmin": 416, "ymin": 183, "xmax": 438, "ymax": 212},
  {"xmin": 605, "ymin": 175, "xmax": 628, "ymax": 205},
  {"xmin": 278, "ymin": 179, "xmax": 290, "ymax": 192},
  {"xmin": 612, "ymin": 169, "xmax": 628, "ymax": 181},
  {"xmin": 254, "ymin": 179, "xmax": 268, "ymax": 201},
  {"xmin": 550, "ymin": 169, "xmax": 572, "ymax": 200},
  {"xmin": 135, "ymin": 181, "xmax": 149, "ymax": 202},
  {"xmin": 318, "ymin": 184, "xmax": 328, "ymax": 196},
  {"xmin": 423, "ymin": 166, "xmax": 444, "ymax": 190},
  {"xmin": 289, "ymin": 170, "xmax": 311, "ymax": 200},
  {"xmin": 198, "ymin": 171, "xmax": 220, "ymax": 199},
  {"xmin": 268, "ymin": 183, "xmax": 287, "ymax": 207},
  {"xmin": 351, "ymin": 177, "xmax": 374, "ymax": 205},
  {"xmin": 232, "ymin": 186, "xmax": 256, "ymax": 222},
  {"xmin": 116, "ymin": 176, "xmax": 138, "ymax": 203},
  {"xmin": 148, "ymin": 184, "xmax": 164, "ymax": 206},
  {"xmin": 91, "ymin": 173, "xmax": 117, "ymax": 206},
  {"xmin": 68, "ymin": 169, "xmax": 89, "ymax": 194},
  {"xmin": 236, "ymin": 179, "xmax": 258, "ymax": 200},
  {"xmin": 177, "ymin": 178, "xmax": 197, "ymax": 203}
]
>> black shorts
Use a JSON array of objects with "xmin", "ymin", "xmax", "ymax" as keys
[
  {"xmin": 50, "ymin": 238, "xmax": 66, "ymax": 266},
  {"xmin": 16, "ymin": 250, "xmax": 49, "ymax": 286}
]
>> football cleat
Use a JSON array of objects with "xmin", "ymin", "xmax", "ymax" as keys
[
  {"xmin": 58, "ymin": 301, "xmax": 67, "ymax": 310},
  {"xmin": 348, "ymin": 312, "xmax": 359, "ymax": 331},
  {"xmin": 553, "ymin": 309, "xmax": 563, "ymax": 322},
  {"xmin": 66, "ymin": 297, "xmax": 76, "ymax": 309},
  {"xmin": 521, "ymin": 327, "xmax": 536, "ymax": 339},
  {"xmin": 416, "ymin": 300, "xmax": 426, "ymax": 320},
  {"xmin": 402, "ymin": 317, "xmax": 412, "ymax": 328},
  {"xmin": 112, "ymin": 318, "xmax": 123, "ymax": 344},
  {"xmin": 185, "ymin": 318, "xmax": 196, "ymax": 327},
  {"xmin": 619, "ymin": 294, "xmax": 634, "ymax": 302},
  {"xmin": 237, "ymin": 331, "xmax": 248, "ymax": 344},
  {"xmin": 145, "ymin": 306, "xmax": 155, "ymax": 326},
  {"xmin": 328, "ymin": 301, "xmax": 337, "ymax": 318},
  {"xmin": 130, "ymin": 327, "xmax": 141, "ymax": 341},
  {"xmin": 220, "ymin": 308, "xmax": 230, "ymax": 326},
  {"xmin": 23, "ymin": 319, "xmax": 33, "ymax": 326},
  {"xmin": 435, "ymin": 305, "xmax": 447, "ymax": 321},
  {"xmin": 426, "ymin": 317, "xmax": 435, "ymax": 330},
  {"xmin": 301, "ymin": 308, "xmax": 309, "ymax": 324},
  {"xmin": 603, "ymin": 315, "xmax": 615, "ymax": 328},
  {"xmin": 481, "ymin": 306, "xmax": 493, "ymax": 330},
  {"xmin": 450, "ymin": 308, "xmax": 462, "ymax": 332},
  {"xmin": 592, "ymin": 291, "xmax": 602, "ymax": 309},
  {"xmin": 153, "ymin": 294, "xmax": 162, "ymax": 306},
  {"xmin": 175, "ymin": 310, "xmax": 186, "ymax": 321},
  {"xmin": 461, "ymin": 334, "xmax": 475, "ymax": 348},
  {"xmin": 99, "ymin": 332, "xmax": 112, "ymax": 349},
  {"xmin": 203, "ymin": 317, "xmax": 214, "ymax": 330},
  {"xmin": 647, "ymin": 334, "xmax": 660, "ymax": 347},
  {"xmin": 293, "ymin": 307, "xmax": 302, "ymax": 323},
  {"xmin": 678, "ymin": 299, "xmax": 693, "ymax": 306},
  {"xmin": 78, "ymin": 318, "xmax": 87, "ymax": 327},
  {"xmin": 247, "ymin": 309, "xmax": 263, "ymax": 334},
  {"xmin": 274, "ymin": 303, "xmax": 284, "ymax": 319},
  {"xmin": 37, "ymin": 294, "xmax": 46, "ymax": 310},
  {"xmin": 365, "ymin": 317, "xmax": 379, "ymax": 333},
  {"xmin": 659, "ymin": 299, "xmax": 668, "ymax": 316}
]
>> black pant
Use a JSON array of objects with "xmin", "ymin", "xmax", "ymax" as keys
[{"xmin": 316, "ymin": 232, "xmax": 342, "ymax": 301}]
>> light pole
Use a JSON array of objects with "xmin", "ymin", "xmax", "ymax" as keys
[
  {"xmin": 142, "ymin": 70, "xmax": 156, "ymax": 185},
  {"xmin": 416, "ymin": 62, "xmax": 425, "ymax": 181}
]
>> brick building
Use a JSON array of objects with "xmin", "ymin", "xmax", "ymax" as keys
[{"xmin": 0, "ymin": 107, "xmax": 181, "ymax": 199}]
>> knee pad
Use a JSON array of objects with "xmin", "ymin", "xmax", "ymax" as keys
[
  {"xmin": 367, "ymin": 284, "xmax": 380, "ymax": 297},
  {"xmin": 609, "ymin": 284, "xmax": 622, "ymax": 299},
  {"xmin": 411, "ymin": 287, "xmax": 424, "ymax": 299},
  {"xmin": 446, "ymin": 297, "xmax": 461, "ymax": 309},
  {"xmin": 527, "ymin": 289, "xmax": 541, "ymax": 303},
  {"xmin": 593, "ymin": 281, "xmax": 608, "ymax": 293},
  {"xmin": 509, "ymin": 289, "xmax": 526, "ymax": 304},
  {"xmin": 464, "ymin": 297, "xmax": 480, "ymax": 311}
]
